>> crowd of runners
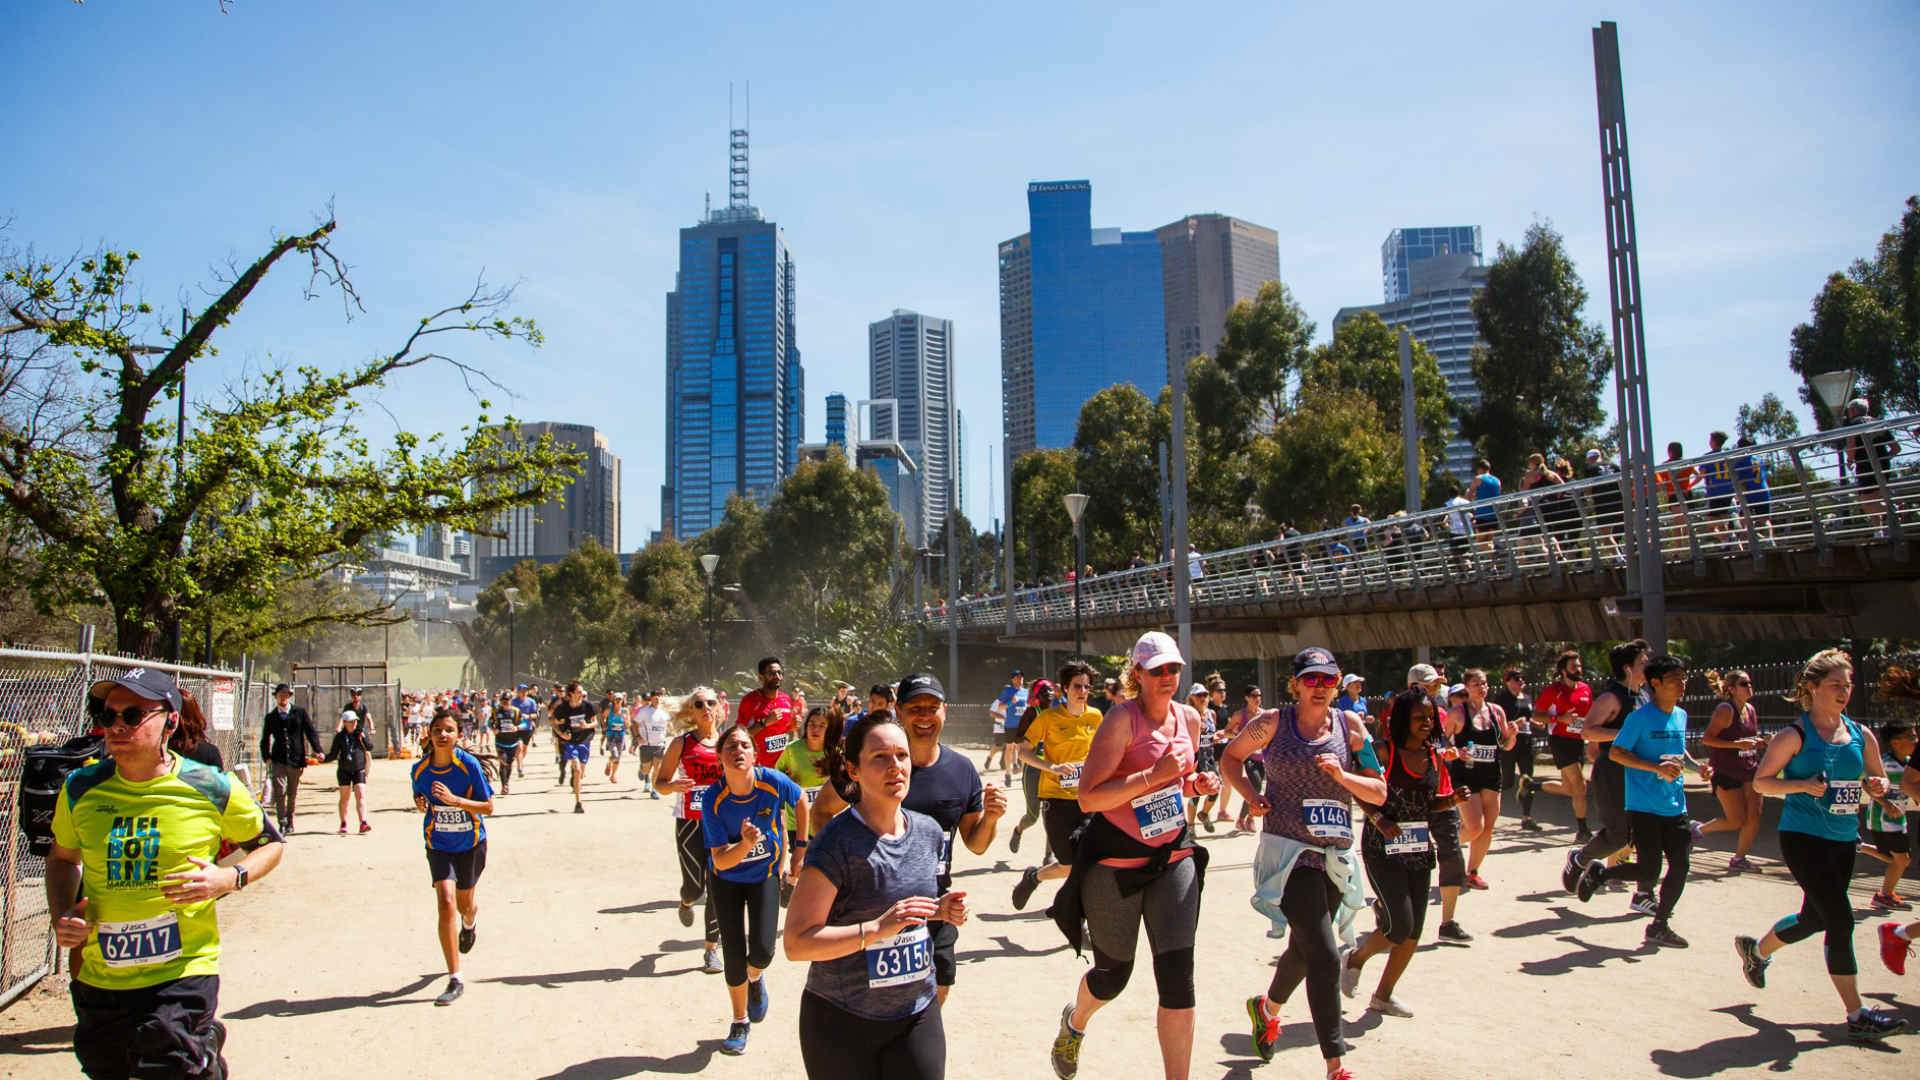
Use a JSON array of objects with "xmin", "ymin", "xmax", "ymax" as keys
[{"xmin": 31, "ymin": 636, "xmax": 1920, "ymax": 1079}]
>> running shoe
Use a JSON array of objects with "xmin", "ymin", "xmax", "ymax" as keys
[
  {"xmin": 1012, "ymin": 867, "xmax": 1042, "ymax": 911},
  {"xmin": 701, "ymin": 945, "xmax": 723, "ymax": 974},
  {"xmin": 1464, "ymin": 871, "xmax": 1489, "ymax": 891},
  {"xmin": 458, "ymin": 922, "xmax": 476, "ymax": 954},
  {"xmin": 1328, "ymin": 1070, "xmax": 1354, "ymax": 1080},
  {"xmin": 720, "ymin": 1020, "xmax": 751, "ymax": 1055},
  {"xmin": 1009, "ymin": 824, "xmax": 1024, "ymax": 854},
  {"xmin": 1245, "ymin": 996, "xmax": 1280, "ymax": 1063},
  {"xmin": 1561, "ymin": 851, "xmax": 1585, "ymax": 894},
  {"xmin": 1871, "ymin": 892, "xmax": 1912, "ymax": 911},
  {"xmin": 574, "ymin": 802, "xmax": 585, "ymax": 814},
  {"xmin": 359, "ymin": 820, "xmax": 372, "ymax": 834},
  {"xmin": 1687, "ymin": 819, "xmax": 1704, "ymax": 842},
  {"xmin": 1520, "ymin": 818, "xmax": 1542, "ymax": 832},
  {"xmin": 1369, "ymin": 994, "xmax": 1414, "ymax": 1018},
  {"xmin": 1236, "ymin": 809, "xmax": 1254, "ymax": 833},
  {"xmin": 747, "ymin": 977, "xmax": 769, "ymax": 1023},
  {"xmin": 337, "ymin": 823, "xmax": 347, "ymax": 835},
  {"xmin": 1734, "ymin": 934, "xmax": 1768, "ymax": 989},
  {"xmin": 1879, "ymin": 922, "xmax": 1912, "ymax": 976},
  {"xmin": 1727, "ymin": 854, "xmax": 1755, "ymax": 872},
  {"xmin": 678, "ymin": 902, "xmax": 695, "ymax": 928},
  {"xmin": 1576, "ymin": 860, "xmax": 1605, "ymax": 904},
  {"xmin": 1629, "ymin": 892, "xmax": 1660, "ymax": 918},
  {"xmin": 1339, "ymin": 954, "xmax": 1362, "ymax": 999},
  {"xmin": 1644, "ymin": 923, "xmax": 1688, "ymax": 949},
  {"xmin": 434, "ymin": 978, "xmax": 464, "ymax": 1006},
  {"xmin": 1051, "ymin": 1004, "xmax": 1084, "ymax": 1079},
  {"xmin": 1846, "ymin": 1008, "xmax": 1908, "ymax": 1041},
  {"xmin": 1200, "ymin": 814, "xmax": 1216, "ymax": 834},
  {"xmin": 1436, "ymin": 921, "xmax": 1473, "ymax": 943},
  {"xmin": 1575, "ymin": 826, "xmax": 1593, "ymax": 844}
]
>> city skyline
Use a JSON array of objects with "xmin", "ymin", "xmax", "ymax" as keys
[{"xmin": 8, "ymin": 3, "xmax": 1916, "ymax": 548}]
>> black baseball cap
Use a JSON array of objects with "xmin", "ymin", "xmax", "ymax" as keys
[
  {"xmin": 273, "ymin": 683, "xmax": 293, "ymax": 695},
  {"xmin": 896, "ymin": 673, "xmax": 946, "ymax": 703},
  {"xmin": 89, "ymin": 668, "xmax": 184, "ymax": 712},
  {"xmin": 1292, "ymin": 646, "xmax": 1340, "ymax": 678}
]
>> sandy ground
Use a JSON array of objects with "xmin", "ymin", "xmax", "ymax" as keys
[{"xmin": 3, "ymin": 742, "xmax": 1917, "ymax": 1080}]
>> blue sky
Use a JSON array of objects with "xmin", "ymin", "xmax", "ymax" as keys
[{"xmin": 9, "ymin": 1, "xmax": 1916, "ymax": 548}]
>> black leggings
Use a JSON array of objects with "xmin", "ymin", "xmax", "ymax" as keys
[
  {"xmin": 1600, "ymin": 811, "xmax": 1691, "ymax": 919},
  {"xmin": 673, "ymin": 819, "xmax": 720, "ymax": 942},
  {"xmin": 1575, "ymin": 757, "xmax": 1633, "ymax": 866},
  {"xmin": 799, "ymin": 990, "xmax": 944, "ymax": 1080},
  {"xmin": 1361, "ymin": 851, "xmax": 1432, "ymax": 944},
  {"xmin": 711, "ymin": 874, "xmax": 779, "ymax": 987},
  {"xmin": 1773, "ymin": 830, "xmax": 1859, "ymax": 976},
  {"xmin": 1267, "ymin": 864, "xmax": 1347, "ymax": 1060}
]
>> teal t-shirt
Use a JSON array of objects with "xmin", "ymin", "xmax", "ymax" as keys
[{"xmin": 1615, "ymin": 702, "xmax": 1689, "ymax": 816}]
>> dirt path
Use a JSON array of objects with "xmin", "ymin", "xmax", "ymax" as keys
[{"xmin": 3, "ymin": 749, "xmax": 1915, "ymax": 1078}]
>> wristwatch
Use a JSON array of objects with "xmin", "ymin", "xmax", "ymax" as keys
[{"xmin": 232, "ymin": 864, "xmax": 250, "ymax": 892}]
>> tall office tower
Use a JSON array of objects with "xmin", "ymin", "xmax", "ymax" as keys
[
  {"xmin": 824, "ymin": 392, "xmax": 850, "ymax": 454},
  {"xmin": 1156, "ymin": 213, "xmax": 1280, "ymax": 379},
  {"xmin": 998, "ymin": 181, "xmax": 1165, "ymax": 460},
  {"xmin": 1381, "ymin": 226, "xmax": 1482, "ymax": 303},
  {"xmin": 954, "ymin": 409, "xmax": 966, "ymax": 528},
  {"xmin": 659, "ymin": 119, "xmax": 803, "ymax": 539},
  {"xmin": 418, "ymin": 523, "xmax": 451, "ymax": 561},
  {"xmin": 869, "ymin": 310, "xmax": 955, "ymax": 547},
  {"xmin": 1335, "ymin": 241, "xmax": 1489, "ymax": 478},
  {"xmin": 478, "ymin": 421, "xmax": 621, "ymax": 580}
]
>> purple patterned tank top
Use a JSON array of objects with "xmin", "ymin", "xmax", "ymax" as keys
[{"xmin": 1261, "ymin": 706, "xmax": 1355, "ymax": 867}]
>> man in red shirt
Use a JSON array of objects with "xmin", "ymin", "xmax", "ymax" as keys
[
  {"xmin": 735, "ymin": 656, "xmax": 800, "ymax": 767},
  {"xmin": 1524, "ymin": 650, "xmax": 1596, "ymax": 843}
]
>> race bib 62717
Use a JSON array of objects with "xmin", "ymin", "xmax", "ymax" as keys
[{"xmin": 98, "ymin": 913, "xmax": 182, "ymax": 969}]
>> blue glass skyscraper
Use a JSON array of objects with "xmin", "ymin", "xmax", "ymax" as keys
[
  {"xmin": 1000, "ymin": 181, "xmax": 1166, "ymax": 458},
  {"xmin": 661, "ymin": 127, "xmax": 803, "ymax": 539},
  {"xmin": 1381, "ymin": 226, "xmax": 1481, "ymax": 303}
]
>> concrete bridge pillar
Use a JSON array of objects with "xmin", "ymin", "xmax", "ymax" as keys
[{"xmin": 1257, "ymin": 653, "xmax": 1276, "ymax": 696}]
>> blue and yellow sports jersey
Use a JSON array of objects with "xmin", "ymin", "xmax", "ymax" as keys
[
  {"xmin": 50, "ymin": 753, "xmax": 266, "ymax": 990},
  {"xmin": 701, "ymin": 766, "xmax": 803, "ymax": 885},
  {"xmin": 411, "ymin": 748, "xmax": 491, "ymax": 853}
]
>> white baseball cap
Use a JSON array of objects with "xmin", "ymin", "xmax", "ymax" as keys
[
  {"xmin": 1407, "ymin": 663, "xmax": 1441, "ymax": 687},
  {"xmin": 1340, "ymin": 674, "xmax": 1365, "ymax": 689},
  {"xmin": 1131, "ymin": 630, "xmax": 1184, "ymax": 671}
]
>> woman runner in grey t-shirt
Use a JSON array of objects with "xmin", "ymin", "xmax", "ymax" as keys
[{"xmin": 783, "ymin": 711, "xmax": 969, "ymax": 1080}]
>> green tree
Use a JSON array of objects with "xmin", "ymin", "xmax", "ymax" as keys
[
  {"xmin": 1071, "ymin": 384, "xmax": 1162, "ymax": 568},
  {"xmin": 1212, "ymin": 281, "xmax": 1316, "ymax": 432},
  {"xmin": 1789, "ymin": 199, "xmax": 1920, "ymax": 423},
  {"xmin": 468, "ymin": 560, "xmax": 544, "ymax": 686},
  {"xmin": 749, "ymin": 453, "xmax": 899, "ymax": 646},
  {"xmin": 1735, "ymin": 393, "xmax": 1802, "ymax": 443},
  {"xmin": 529, "ymin": 540, "xmax": 632, "ymax": 683},
  {"xmin": 1008, "ymin": 449, "xmax": 1076, "ymax": 581},
  {"xmin": 1301, "ymin": 310, "xmax": 1456, "ymax": 503},
  {"xmin": 623, "ymin": 538, "xmax": 707, "ymax": 689},
  {"xmin": 1459, "ymin": 221, "xmax": 1612, "ymax": 482},
  {"xmin": 0, "ymin": 220, "xmax": 579, "ymax": 656},
  {"xmin": 1252, "ymin": 384, "xmax": 1402, "ymax": 530}
]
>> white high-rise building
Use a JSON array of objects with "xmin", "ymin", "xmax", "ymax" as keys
[{"xmin": 869, "ymin": 310, "xmax": 954, "ymax": 548}]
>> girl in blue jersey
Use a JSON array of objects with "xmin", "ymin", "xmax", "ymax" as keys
[
  {"xmin": 704, "ymin": 724, "xmax": 810, "ymax": 1055},
  {"xmin": 1735, "ymin": 649, "xmax": 1904, "ymax": 1040},
  {"xmin": 412, "ymin": 708, "xmax": 494, "ymax": 1006}
]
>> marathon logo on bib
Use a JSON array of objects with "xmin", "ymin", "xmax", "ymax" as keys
[
  {"xmin": 98, "ymin": 913, "xmax": 182, "ymax": 968},
  {"xmin": 1302, "ymin": 799, "xmax": 1352, "ymax": 843},
  {"xmin": 1468, "ymin": 743, "xmax": 1498, "ymax": 765},
  {"xmin": 1827, "ymin": 779, "xmax": 1864, "ymax": 815},
  {"xmin": 432, "ymin": 807, "xmax": 473, "ymax": 833},
  {"xmin": 1131, "ymin": 785, "xmax": 1185, "ymax": 839},
  {"xmin": 1056, "ymin": 763, "xmax": 1083, "ymax": 791},
  {"xmin": 1382, "ymin": 821, "xmax": 1432, "ymax": 857},
  {"xmin": 866, "ymin": 925, "xmax": 932, "ymax": 989},
  {"xmin": 763, "ymin": 732, "xmax": 792, "ymax": 755}
]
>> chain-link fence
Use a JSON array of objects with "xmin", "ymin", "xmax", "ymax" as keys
[
  {"xmin": 280, "ymin": 663, "xmax": 404, "ymax": 756},
  {"xmin": 0, "ymin": 638, "xmax": 256, "ymax": 1009}
]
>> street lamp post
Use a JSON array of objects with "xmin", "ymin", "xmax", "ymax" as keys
[
  {"xmin": 1063, "ymin": 492, "xmax": 1089, "ymax": 659},
  {"xmin": 699, "ymin": 553, "xmax": 721, "ymax": 686},
  {"xmin": 1809, "ymin": 369, "xmax": 1858, "ymax": 427},
  {"xmin": 503, "ymin": 586, "xmax": 520, "ymax": 686}
]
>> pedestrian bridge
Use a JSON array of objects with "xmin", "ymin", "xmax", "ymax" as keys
[{"xmin": 930, "ymin": 417, "xmax": 1920, "ymax": 657}]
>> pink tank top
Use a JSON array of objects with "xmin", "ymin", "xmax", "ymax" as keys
[{"xmin": 1098, "ymin": 698, "xmax": 1199, "ymax": 867}]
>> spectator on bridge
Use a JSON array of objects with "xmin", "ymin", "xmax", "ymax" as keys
[
  {"xmin": 1520, "ymin": 453, "xmax": 1569, "ymax": 563},
  {"xmin": 1843, "ymin": 398, "xmax": 1899, "ymax": 534},
  {"xmin": 1581, "ymin": 448, "xmax": 1626, "ymax": 560},
  {"xmin": 1657, "ymin": 441, "xmax": 1702, "ymax": 548},
  {"xmin": 1442, "ymin": 482, "xmax": 1475, "ymax": 573},
  {"xmin": 1343, "ymin": 504, "xmax": 1373, "ymax": 552},
  {"xmin": 1471, "ymin": 459, "xmax": 1503, "ymax": 559},
  {"xmin": 1731, "ymin": 435, "xmax": 1774, "ymax": 543}
]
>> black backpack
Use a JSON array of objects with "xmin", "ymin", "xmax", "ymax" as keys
[{"xmin": 17, "ymin": 735, "xmax": 105, "ymax": 857}]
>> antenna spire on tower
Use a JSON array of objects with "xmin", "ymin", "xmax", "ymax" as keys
[{"xmin": 729, "ymin": 80, "xmax": 750, "ymax": 210}]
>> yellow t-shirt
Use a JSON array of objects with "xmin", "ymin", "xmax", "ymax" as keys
[
  {"xmin": 1024, "ymin": 704, "xmax": 1103, "ymax": 800},
  {"xmin": 50, "ymin": 752, "xmax": 266, "ymax": 990}
]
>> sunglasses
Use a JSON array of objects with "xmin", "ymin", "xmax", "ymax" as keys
[
  {"xmin": 1144, "ymin": 664, "xmax": 1185, "ymax": 678},
  {"xmin": 1296, "ymin": 672, "xmax": 1340, "ymax": 689},
  {"xmin": 101, "ymin": 704, "xmax": 169, "ymax": 729}
]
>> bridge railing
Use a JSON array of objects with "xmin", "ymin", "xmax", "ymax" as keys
[{"xmin": 933, "ymin": 415, "xmax": 1920, "ymax": 633}]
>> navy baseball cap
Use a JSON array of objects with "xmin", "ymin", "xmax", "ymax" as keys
[
  {"xmin": 1292, "ymin": 647, "xmax": 1340, "ymax": 678},
  {"xmin": 896, "ymin": 673, "xmax": 946, "ymax": 703},
  {"xmin": 88, "ymin": 668, "xmax": 184, "ymax": 712}
]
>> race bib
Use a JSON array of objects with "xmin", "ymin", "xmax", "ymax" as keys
[
  {"xmin": 98, "ymin": 913, "xmax": 182, "ymax": 969},
  {"xmin": 1382, "ymin": 821, "xmax": 1432, "ymax": 857},
  {"xmin": 432, "ymin": 807, "xmax": 473, "ymax": 833},
  {"xmin": 866, "ymin": 925, "xmax": 932, "ymax": 989},
  {"xmin": 1302, "ymin": 798, "xmax": 1352, "ymax": 843},
  {"xmin": 496, "ymin": 718, "xmax": 518, "ymax": 735},
  {"xmin": 1468, "ymin": 743, "xmax": 1498, "ymax": 765},
  {"xmin": 739, "ymin": 831, "xmax": 772, "ymax": 864},
  {"xmin": 687, "ymin": 787, "xmax": 707, "ymax": 816},
  {"xmin": 803, "ymin": 785, "xmax": 822, "ymax": 803},
  {"xmin": 1828, "ymin": 779, "xmax": 1863, "ymax": 815},
  {"xmin": 1056, "ymin": 763, "xmax": 1083, "ymax": 792},
  {"xmin": 763, "ymin": 732, "xmax": 793, "ymax": 755},
  {"xmin": 1891, "ymin": 793, "xmax": 1915, "ymax": 815},
  {"xmin": 1131, "ymin": 785, "xmax": 1185, "ymax": 839}
]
